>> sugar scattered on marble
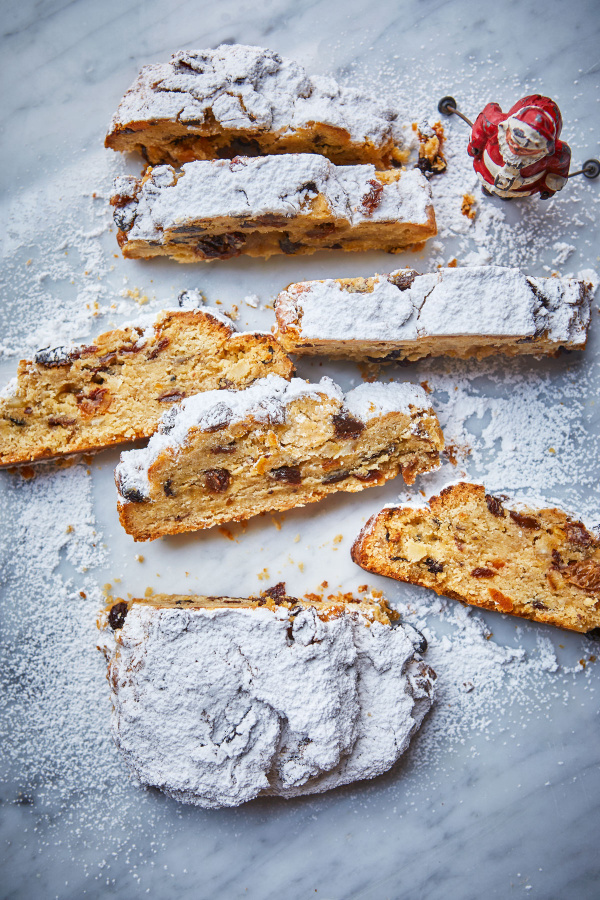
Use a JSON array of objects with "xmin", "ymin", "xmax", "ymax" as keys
[{"xmin": 0, "ymin": 43, "xmax": 599, "ymax": 886}]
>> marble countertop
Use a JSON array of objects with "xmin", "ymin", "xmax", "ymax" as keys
[{"xmin": 1, "ymin": 1, "xmax": 600, "ymax": 898}]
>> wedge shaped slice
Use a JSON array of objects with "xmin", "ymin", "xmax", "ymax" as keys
[
  {"xmin": 0, "ymin": 302, "xmax": 293, "ymax": 466},
  {"xmin": 352, "ymin": 482, "xmax": 600, "ymax": 634}
]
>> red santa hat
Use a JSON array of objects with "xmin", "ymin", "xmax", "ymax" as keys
[{"xmin": 504, "ymin": 105, "xmax": 558, "ymax": 154}]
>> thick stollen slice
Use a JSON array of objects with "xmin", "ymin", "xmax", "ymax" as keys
[
  {"xmin": 115, "ymin": 374, "xmax": 443, "ymax": 541},
  {"xmin": 351, "ymin": 482, "xmax": 600, "ymax": 634},
  {"xmin": 111, "ymin": 154, "xmax": 436, "ymax": 262},
  {"xmin": 106, "ymin": 592, "xmax": 436, "ymax": 808},
  {"xmin": 274, "ymin": 266, "xmax": 593, "ymax": 361},
  {"xmin": 105, "ymin": 44, "xmax": 408, "ymax": 168},
  {"xmin": 0, "ymin": 299, "xmax": 293, "ymax": 466}
]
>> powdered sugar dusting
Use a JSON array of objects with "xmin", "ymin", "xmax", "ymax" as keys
[
  {"xmin": 115, "ymin": 375, "xmax": 432, "ymax": 502},
  {"xmin": 2, "ymin": 29, "xmax": 600, "ymax": 894},
  {"xmin": 277, "ymin": 266, "xmax": 591, "ymax": 344},
  {"xmin": 110, "ymin": 603, "xmax": 433, "ymax": 807},
  {"xmin": 116, "ymin": 155, "xmax": 433, "ymax": 245},
  {"xmin": 108, "ymin": 44, "xmax": 407, "ymax": 150}
]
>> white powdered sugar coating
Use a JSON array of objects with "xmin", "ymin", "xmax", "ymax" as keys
[
  {"xmin": 277, "ymin": 266, "xmax": 591, "ymax": 344},
  {"xmin": 344, "ymin": 380, "xmax": 430, "ymax": 422},
  {"xmin": 115, "ymin": 156, "xmax": 433, "ymax": 242},
  {"xmin": 114, "ymin": 374, "xmax": 431, "ymax": 501},
  {"xmin": 109, "ymin": 603, "xmax": 433, "ymax": 808},
  {"xmin": 108, "ymin": 45, "xmax": 405, "ymax": 149}
]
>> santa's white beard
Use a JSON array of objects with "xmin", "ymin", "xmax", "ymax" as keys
[{"xmin": 497, "ymin": 124, "xmax": 547, "ymax": 169}]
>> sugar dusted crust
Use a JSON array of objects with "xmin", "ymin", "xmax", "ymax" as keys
[
  {"xmin": 111, "ymin": 156, "xmax": 436, "ymax": 263},
  {"xmin": 107, "ymin": 593, "xmax": 436, "ymax": 808},
  {"xmin": 105, "ymin": 45, "xmax": 408, "ymax": 168},
  {"xmin": 114, "ymin": 374, "xmax": 443, "ymax": 541},
  {"xmin": 274, "ymin": 267, "xmax": 593, "ymax": 361},
  {"xmin": 0, "ymin": 303, "xmax": 293, "ymax": 466},
  {"xmin": 106, "ymin": 589, "xmax": 397, "ymax": 625},
  {"xmin": 351, "ymin": 482, "xmax": 600, "ymax": 634}
]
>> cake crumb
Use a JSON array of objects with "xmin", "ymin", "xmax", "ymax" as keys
[
  {"xmin": 121, "ymin": 286, "xmax": 150, "ymax": 305},
  {"xmin": 357, "ymin": 362, "xmax": 380, "ymax": 383},
  {"xmin": 461, "ymin": 193, "xmax": 477, "ymax": 220},
  {"xmin": 218, "ymin": 527, "xmax": 235, "ymax": 541}
]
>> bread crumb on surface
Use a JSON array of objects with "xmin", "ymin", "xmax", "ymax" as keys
[{"xmin": 461, "ymin": 193, "xmax": 477, "ymax": 220}]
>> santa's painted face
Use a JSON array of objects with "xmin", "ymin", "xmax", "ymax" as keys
[
  {"xmin": 504, "ymin": 115, "xmax": 550, "ymax": 157},
  {"xmin": 506, "ymin": 127, "xmax": 541, "ymax": 156}
]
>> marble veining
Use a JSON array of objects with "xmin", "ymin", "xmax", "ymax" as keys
[{"xmin": 1, "ymin": 1, "xmax": 600, "ymax": 899}]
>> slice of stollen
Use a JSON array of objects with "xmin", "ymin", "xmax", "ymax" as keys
[
  {"xmin": 274, "ymin": 266, "xmax": 593, "ymax": 362},
  {"xmin": 106, "ymin": 591, "xmax": 436, "ymax": 808},
  {"xmin": 351, "ymin": 482, "xmax": 600, "ymax": 635},
  {"xmin": 111, "ymin": 155, "xmax": 436, "ymax": 262},
  {"xmin": 104, "ymin": 44, "xmax": 409, "ymax": 169},
  {"xmin": 115, "ymin": 374, "xmax": 443, "ymax": 541},
  {"xmin": 0, "ymin": 296, "xmax": 293, "ymax": 466}
]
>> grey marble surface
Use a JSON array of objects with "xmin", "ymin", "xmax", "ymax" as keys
[{"xmin": 1, "ymin": 0, "xmax": 600, "ymax": 898}]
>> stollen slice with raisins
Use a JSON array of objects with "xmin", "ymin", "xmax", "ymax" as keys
[
  {"xmin": 274, "ymin": 266, "xmax": 593, "ymax": 362},
  {"xmin": 105, "ymin": 590, "xmax": 435, "ymax": 808},
  {"xmin": 104, "ymin": 44, "xmax": 409, "ymax": 169},
  {"xmin": 0, "ymin": 297, "xmax": 293, "ymax": 466},
  {"xmin": 114, "ymin": 374, "xmax": 443, "ymax": 541},
  {"xmin": 111, "ymin": 154, "xmax": 436, "ymax": 263},
  {"xmin": 351, "ymin": 482, "xmax": 600, "ymax": 635}
]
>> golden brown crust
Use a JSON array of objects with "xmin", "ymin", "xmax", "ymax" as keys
[
  {"xmin": 104, "ymin": 46, "xmax": 409, "ymax": 169},
  {"xmin": 273, "ymin": 269, "xmax": 592, "ymax": 362},
  {"xmin": 106, "ymin": 591, "xmax": 396, "ymax": 630},
  {"xmin": 351, "ymin": 483, "xmax": 600, "ymax": 634},
  {"xmin": 105, "ymin": 120, "xmax": 407, "ymax": 170}
]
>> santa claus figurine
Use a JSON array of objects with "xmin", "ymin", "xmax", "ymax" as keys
[{"xmin": 467, "ymin": 95, "xmax": 571, "ymax": 200}]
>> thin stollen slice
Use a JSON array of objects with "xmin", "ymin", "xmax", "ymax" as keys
[
  {"xmin": 104, "ymin": 44, "xmax": 409, "ymax": 168},
  {"xmin": 111, "ymin": 154, "xmax": 436, "ymax": 262},
  {"xmin": 0, "ymin": 300, "xmax": 293, "ymax": 466},
  {"xmin": 114, "ymin": 374, "xmax": 443, "ymax": 541},
  {"xmin": 274, "ymin": 266, "xmax": 593, "ymax": 362},
  {"xmin": 105, "ymin": 591, "xmax": 435, "ymax": 808},
  {"xmin": 351, "ymin": 482, "xmax": 600, "ymax": 634}
]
